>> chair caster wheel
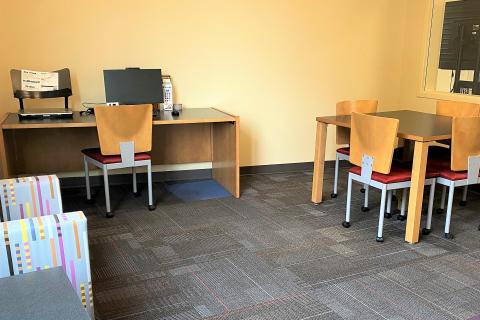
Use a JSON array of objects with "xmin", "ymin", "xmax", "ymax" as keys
[
  {"xmin": 436, "ymin": 208, "xmax": 444, "ymax": 214},
  {"xmin": 148, "ymin": 205, "xmax": 156, "ymax": 211},
  {"xmin": 86, "ymin": 198, "xmax": 95, "ymax": 204},
  {"xmin": 342, "ymin": 221, "xmax": 351, "ymax": 228},
  {"xmin": 459, "ymin": 200, "xmax": 467, "ymax": 207},
  {"xmin": 360, "ymin": 188, "xmax": 366, "ymax": 193},
  {"xmin": 384, "ymin": 212, "xmax": 392, "ymax": 219},
  {"xmin": 397, "ymin": 215, "xmax": 406, "ymax": 221},
  {"xmin": 376, "ymin": 236, "xmax": 384, "ymax": 243},
  {"xmin": 444, "ymin": 233, "xmax": 454, "ymax": 239},
  {"xmin": 361, "ymin": 206, "xmax": 369, "ymax": 212},
  {"xmin": 422, "ymin": 228, "xmax": 431, "ymax": 235},
  {"xmin": 106, "ymin": 212, "xmax": 114, "ymax": 218},
  {"xmin": 331, "ymin": 193, "xmax": 338, "ymax": 199},
  {"xmin": 133, "ymin": 191, "xmax": 141, "ymax": 197}
]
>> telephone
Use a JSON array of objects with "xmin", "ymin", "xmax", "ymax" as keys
[{"xmin": 162, "ymin": 75, "xmax": 173, "ymax": 111}]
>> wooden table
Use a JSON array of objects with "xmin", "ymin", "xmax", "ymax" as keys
[
  {"xmin": 311, "ymin": 110, "xmax": 452, "ymax": 244},
  {"xmin": 0, "ymin": 267, "xmax": 90, "ymax": 320},
  {"xmin": 0, "ymin": 108, "xmax": 240, "ymax": 198}
]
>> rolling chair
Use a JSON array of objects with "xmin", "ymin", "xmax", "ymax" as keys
[
  {"xmin": 82, "ymin": 105, "xmax": 155, "ymax": 218},
  {"xmin": 424, "ymin": 116, "xmax": 480, "ymax": 239},
  {"xmin": 432, "ymin": 100, "xmax": 480, "ymax": 213},
  {"xmin": 342, "ymin": 113, "xmax": 437, "ymax": 242}
]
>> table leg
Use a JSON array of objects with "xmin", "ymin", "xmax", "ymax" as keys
[
  {"xmin": 311, "ymin": 122, "xmax": 328, "ymax": 204},
  {"xmin": 212, "ymin": 119, "xmax": 240, "ymax": 198},
  {"xmin": 0, "ymin": 128, "xmax": 10, "ymax": 178},
  {"xmin": 405, "ymin": 141, "xmax": 429, "ymax": 244}
]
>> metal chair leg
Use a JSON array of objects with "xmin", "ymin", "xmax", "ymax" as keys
[
  {"xmin": 84, "ymin": 156, "xmax": 92, "ymax": 203},
  {"xmin": 397, "ymin": 188, "xmax": 407, "ymax": 221},
  {"xmin": 361, "ymin": 185, "xmax": 369, "ymax": 212},
  {"xmin": 385, "ymin": 190, "xmax": 392, "ymax": 218},
  {"xmin": 423, "ymin": 182, "xmax": 436, "ymax": 235},
  {"xmin": 377, "ymin": 186, "xmax": 387, "ymax": 242},
  {"xmin": 437, "ymin": 185, "xmax": 447, "ymax": 214},
  {"xmin": 103, "ymin": 166, "xmax": 113, "ymax": 218},
  {"xmin": 342, "ymin": 174, "xmax": 353, "ymax": 228},
  {"xmin": 132, "ymin": 167, "xmax": 140, "ymax": 197},
  {"xmin": 444, "ymin": 183, "xmax": 455, "ymax": 239},
  {"xmin": 361, "ymin": 184, "xmax": 367, "ymax": 194},
  {"xmin": 460, "ymin": 186, "xmax": 468, "ymax": 206},
  {"xmin": 331, "ymin": 154, "xmax": 339, "ymax": 198},
  {"xmin": 147, "ymin": 162, "xmax": 155, "ymax": 211}
]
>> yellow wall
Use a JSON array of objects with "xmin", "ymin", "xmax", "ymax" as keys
[
  {"xmin": 0, "ymin": 0, "xmax": 410, "ymax": 170},
  {"xmin": 397, "ymin": 0, "xmax": 437, "ymax": 113}
]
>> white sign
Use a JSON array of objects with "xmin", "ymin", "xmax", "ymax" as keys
[{"xmin": 21, "ymin": 69, "xmax": 59, "ymax": 91}]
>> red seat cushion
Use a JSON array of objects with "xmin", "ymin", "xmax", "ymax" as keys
[
  {"xmin": 336, "ymin": 147, "xmax": 350, "ymax": 155},
  {"xmin": 82, "ymin": 148, "xmax": 151, "ymax": 164},
  {"xmin": 350, "ymin": 165, "xmax": 439, "ymax": 184},
  {"xmin": 427, "ymin": 158, "xmax": 467, "ymax": 181},
  {"xmin": 439, "ymin": 170, "xmax": 467, "ymax": 181}
]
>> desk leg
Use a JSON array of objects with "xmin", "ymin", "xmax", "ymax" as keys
[
  {"xmin": 311, "ymin": 122, "xmax": 328, "ymax": 204},
  {"xmin": 0, "ymin": 129, "xmax": 10, "ymax": 178},
  {"xmin": 212, "ymin": 119, "xmax": 240, "ymax": 198},
  {"xmin": 405, "ymin": 141, "xmax": 429, "ymax": 244}
]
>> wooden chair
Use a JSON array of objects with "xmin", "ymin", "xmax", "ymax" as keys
[
  {"xmin": 436, "ymin": 100, "xmax": 480, "ymax": 118},
  {"xmin": 332, "ymin": 100, "xmax": 378, "ymax": 211},
  {"xmin": 343, "ymin": 113, "xmax": 437, "ymax": 242},
  {"xmin": 82, "ymin": 105, "xmax": 155, "ymax": 217},
  {"xmin": 425, "ymin": 116, "xmax": 480, "ymax": 239},
  {"xmin": 433, "ymin": 100, "xmax": 480, "ymax": 213}
]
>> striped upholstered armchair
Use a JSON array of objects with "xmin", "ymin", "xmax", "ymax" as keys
[{"xmin": 0, "ymin": 175, "xmax": 94, "ymax": 318}]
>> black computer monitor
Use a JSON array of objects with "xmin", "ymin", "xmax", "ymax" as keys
[{"xmin": 103, "ymin": 68, "xmax": 163, "ymax": 104}]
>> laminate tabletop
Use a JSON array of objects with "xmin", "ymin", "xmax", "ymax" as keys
[
  {"xmin": 0, "ymin": 267, "xmax": 90, "ymax": 320},
  {"xmin": 1, "ymin": 108, "xmax": 236, "ymax": 129},
  {"xmin": 317, "ymin": 110, "xmax": 452, "ymax": 142}
]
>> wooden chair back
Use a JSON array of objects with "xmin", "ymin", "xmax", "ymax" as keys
[
  {"xmin": 436, "ymin": 100, "xmax": 480, "ymax": 118},
  {"xmin": 451, "ymin": 116, "xmax": 480, "ymax": 171},
  {"xmin": 349, "ymin": 112, "xmax": 399, "ymax": 174},
  {"xmin": 94, "ymin": 104, "xmax": 152, "ymax": 155},
  {"xmin": 336, "ymin": 100, "xmax": 378, "ymax": 145}
]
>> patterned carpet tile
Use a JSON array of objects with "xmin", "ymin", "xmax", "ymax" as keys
[{"xmin": 62, "ymin": 169, "xmax": 480, "ymax": 319}]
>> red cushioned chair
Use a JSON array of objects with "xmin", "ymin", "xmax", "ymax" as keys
[
  {"xmin": 430, "ymin": 100, "xmax": 480, "ymax": 213},
  {"xmin": 82, "ymin": 104, "xmax": 155, "ymax": 217},
  {"xmin": 332, "ymin": 100, "xmax": 378, "ymax": 211},
  {"xmin": 342, "ymin": 112, "xmax": 437, "ymax": 242},
  {"xmin": 424, "ymin": 116, "xmax": 480, "ymax": 239}
]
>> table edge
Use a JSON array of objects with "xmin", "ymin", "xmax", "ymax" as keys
[{"xmin": 1, "ymin": 108, "xmax": 237, "ymax": 129}]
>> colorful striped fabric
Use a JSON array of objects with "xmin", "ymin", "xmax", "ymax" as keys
[
  {"xmin": 0, "ymin": 176, "xmax": 93, "ymax": 318},
  {"xmin": 0, "ymin": 175, "xmax": 63, "ymax": 222},
  {"xmin": 0, "ymin": 211, "xmax": 94, "ymax": 319}
]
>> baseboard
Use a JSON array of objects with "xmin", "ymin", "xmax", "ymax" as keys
[
  {"xmin": 60, "ymin": 161, "xmax": 337, "ymax": 188},
  {"xmin": 240, "ymin": 160, "xmax": 339, "ymax": 175}
]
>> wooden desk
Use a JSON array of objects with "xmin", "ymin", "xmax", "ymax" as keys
[
  {"xmin": 312, "ymin": 110, "xmax": 452, "ymax": 244},
  {"xmin": 0, "ymin": 108, "xmax": 240, "ymax": 198}
]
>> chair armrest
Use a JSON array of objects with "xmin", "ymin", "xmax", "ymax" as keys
[{"xmin": 0, "ymin": 175, "xmax": 63, "ymax": 222}]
